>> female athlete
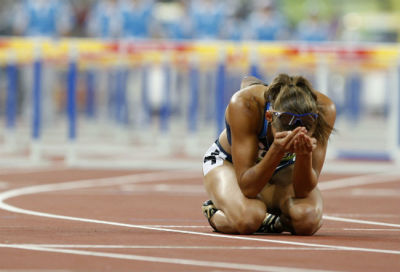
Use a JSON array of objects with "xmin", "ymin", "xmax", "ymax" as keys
[{"xmin": 202, "ymin": 74, "xmax": 336, "ymax": 235}]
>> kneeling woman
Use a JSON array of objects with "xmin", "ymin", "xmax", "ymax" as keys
[{"xmin": 202, "ymin": 74, "xmax": 336, "ymax": 235}]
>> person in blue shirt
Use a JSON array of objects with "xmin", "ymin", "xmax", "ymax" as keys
[
  {"xmin": 120, "ymin": 0, "xmax": 155, "ymax": 39},
  {"xmin": 296, "ymin": 9, "xmax": 330, "ymax": 42},
  {"xmin": 13, "ymin": 0, "xmax": 74, "ymax": 37},
  {"xmin": 11, "ymin": 0, "xmax": 75, "ymax": 127},
  {"xmin": 247, "ymin": 0, "xmax": 289, "ymax": 41},
  {"xmin": 86, "ymin": 0, "xmax": 122, "ymax": 38},
  {"xmin": 190, "ymin": 0, "xmax": 226, "ymax": 39},
  {"xmin": 160, "ymin": 0, "xmax": 192, "ymax": 40},
  {"xmin": 220, "ymin": 0, "xmax": 249, "ymax": 41}
]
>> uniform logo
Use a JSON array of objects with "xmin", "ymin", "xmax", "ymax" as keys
[{"xmin": 204, "ymin": 149, "xmax": 220, "ymax": 165}]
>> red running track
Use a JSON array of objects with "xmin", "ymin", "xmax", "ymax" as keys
[{"xmin": 0, "ymin": 167, "xmax": 399, "ymax": 272}]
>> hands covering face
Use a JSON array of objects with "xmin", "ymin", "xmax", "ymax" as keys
[{"xmin": 272, "ymin": 127, "xmax": 317, "ymax": 156}]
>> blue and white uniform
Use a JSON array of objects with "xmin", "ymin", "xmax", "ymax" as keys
[
  {"xmin": 13, "ymin": 0, "xmax": 74, "ymax": 37},
  {"xmin": 203, "ymin": 102, "xmax": 296, "ymax": 176},
  {"xmin": 120, "ymin": 0, "xmax": 154, "ymax": 39},
  {"xmin": 190, "ymin": 0, "xmax": 226, "ymax": 39},
  {"xmin": 86, "ymin": 0, "xmax": 123, "ymax": 38}
]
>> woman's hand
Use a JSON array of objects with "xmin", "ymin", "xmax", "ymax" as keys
[
  {"xmin": 293, "ymin": 130, "xmax": 317, "ymax": 156},
  {"xmin": 270, "ymin": 127, "xmax": 304, "ymax": 155}
]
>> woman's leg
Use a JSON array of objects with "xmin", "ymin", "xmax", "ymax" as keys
[
  {"xmin": 203, "ymin": 161, "xmax": 267, "ymax": 234},
  {"xmin": 279, "ymin": 188, "xmax": 323, "ymax": 235},
  {"xmin": 259, "ymin": 167, "xmax": 323, "ymax": 235}
]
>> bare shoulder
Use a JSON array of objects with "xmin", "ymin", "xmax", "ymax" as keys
[
  {"xmin": 226, "ymin": 85, "xmax": 266, "ymax": 130},
  {"xmin": 240, "ymin": 76, "xmax": 267, "ymax": 89},
  {"xmin": 316, "ymin": 91, "xmax": 336, "ymax": 126},
  {"xmin": 228, "ymin": 87, "xmax": 260, "ymax": 117}
]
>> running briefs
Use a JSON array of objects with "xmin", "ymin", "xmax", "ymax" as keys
[{"xmin": 202, "ymin": 140, "xmax": 232, "ymax": 176}]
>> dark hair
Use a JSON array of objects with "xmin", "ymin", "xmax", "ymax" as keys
[{"xmin": 264, "ymin": 74, "xmax": 333, "ymax": 145}]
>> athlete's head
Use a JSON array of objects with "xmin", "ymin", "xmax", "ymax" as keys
[{"xmin": 265, "ymin": 74, "xmax": 332, "ymax": 145}]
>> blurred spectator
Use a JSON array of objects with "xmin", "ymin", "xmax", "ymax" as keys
[
  {"xmin": 223, "ymin": 17, "xmax": 244, "ymax": 41},
  {"xmin": 69, "ymin": 0, "xmax": 92, "ymax": 36},
  {"xmin": 12, "ymin": 0, "xmax": 74, "ymax": 37},
  {"xmin": 120, "ymin": 0, "xmax": 155, "ymax": 39},
  {"xmin": 190, "ymin": 0, "xmax": 226, "ymax": 39},
  {"xmin": 221, "ymin": 0, "xmax": 248, "ymax": 41},
  {"xmin": 0, "ymin": 0, "xmax": 14, "ymax": 35},
  {"xmin": 296, "ymin": 8, "xmax": 330, "ymax": 41},
  {"xmin": 159, "ymin": 0, "xmax": 193, "ymax": 40},
  {"xmin": 247, "ymin": 0, "xmax": 289, "ymax": 41},
  {"xmin": 86, "ymin": 0, "xmax": 122, "ymax": 38}
]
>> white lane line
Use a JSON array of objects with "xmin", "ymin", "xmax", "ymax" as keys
[
  {"xmin": 350, "ymin": 188, "xmax": 400, "ymax": 196},
  {"xmin": 142, "ymin": 225, "xmax": 209, "ymax": 228},
  {"xmin": 323, "ymin": 215, "xmax": 400, "ymax": 228},
  {"xmin": 0, "ymin": 170, "xmax": 200, "ymax": 200},
  {"xmin": 343, "ymin": 228, "xmax": 400, "ymax": 232},
  {"xmin": 0, "ymin": 244, "xmax": 337, "ymax": 272},
  {"xmin": 319, "ymin": 171, "xmax": 400, "ymax": 191},
  {"xmin": 326, "ymin": 213, "xmax": 399, "ymax": 218},
  {"xmin": 0, "ymin": 165, "xmax": 68, "ymax": 175},
  {"xmin": 142, "ymin": 226, "xmax": 400, "ymax": 232},
  {"xmin": 1, "ymin": 244, "xmax": 337, "ymax": 251},
  {"xmin": 0, "ymin": 172, "xmax": 399, "ymax": 256},
  {"xmin": 319, "ymin": 171, "xmax": 400, "ymax": 227}
]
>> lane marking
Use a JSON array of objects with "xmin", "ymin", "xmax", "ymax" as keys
[
  {"xmin": 1, "ymin": 169, "xmax": 398, "ymax": 229},
  {"xmin": 350, "ymin": 188, "xmax": 400, "ymax": 196},
  {"xmin": 149, "ymin": 225, "xmax": 400, "ymax": 231},
  {"xmin": 142, "ymin": 225, "xmax": 209, "ymax": 228},
  {"xmin": 119, "ymin": 184, "xmax": 204, "ymax": 193},
  {"xmin": 343, "ymin": 228, "xmax": 400, "ymax": 232},
  {"xmin": 1, "ymin": 244, "xmax": 338, "ymax": 251},
  {"xmin": 326, "ymin": 213, "xmax": 399, "ymax": 218},
  {"xmin": 0, "ymin": 172, "xmax": 399, "ymax": 256},
  {"xmin": 0, "ymin": 170, "xmax": 200, "ymax": 200},
  {"xmin": 323, "ymin": 215, "xmax": 400, "ymax": 228},
  {"xmin": 319, "ymin": 171, "xmax": 400, "ymax": 228},
  {"xmin": 0, "ymin": 165, "xmax": 67, "ymax": 174},
  {"xmin": 319, "ymin": 171, "xmax": 400, "ymax": 191},
  {"xmin": 0, "ymin": 244, "xmax": 337, "ymax": 272}
]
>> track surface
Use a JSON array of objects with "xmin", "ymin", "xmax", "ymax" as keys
[{"xmin": 0, "ymin": 165, "xmax": 399, "ymax": 272}]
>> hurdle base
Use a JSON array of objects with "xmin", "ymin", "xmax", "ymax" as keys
[
  {"xmin": 65, "ymin": 141, "xmax": 78, "ymax": 166},
  {"xmin": 30, "ymin": 141, "xmax": 42, "ymax": 162},
  {"xmin": 3, "ymin": 130, "xmax": 19, "ymax": 153}
]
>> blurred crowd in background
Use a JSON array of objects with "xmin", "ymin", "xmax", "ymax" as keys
[{"xmin": 0, "ymin": 0, "xmax": 399, "ymax": 42}]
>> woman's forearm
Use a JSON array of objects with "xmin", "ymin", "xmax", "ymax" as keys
[
  {"xmin": 239, "ymin": 146, "xmax": 284, "ymax": 198},
  {"xmin": 292, "ymin": 154, "xmax": 318, "ymax": 198}
]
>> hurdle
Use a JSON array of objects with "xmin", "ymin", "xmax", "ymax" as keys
[
  {"xmin": 1, "ymin": 38, "xmax": 400, "ymax": 167},
  {"xmin": 66, "ymin": 43, "xmax": 78, "ymax": 164},
  {"xmin": 30, "ymin": 41, "xmax": 43, "ymax": 162},
  {"xmin": 4, "ymin": 50, "xmax": 18, "ymax": 151}
]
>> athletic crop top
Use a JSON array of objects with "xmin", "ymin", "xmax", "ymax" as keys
[{"xmin": 225, "ymin": 102, "xmax": 296, "ymax": 172}]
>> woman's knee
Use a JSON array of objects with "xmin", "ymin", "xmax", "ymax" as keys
[
  {"xmin": 288, "ymin": 204, "xmax": 322, "ymax": 235},
  {"xmin": 229, "ymin": 201, "xmax": 266, "ymax": 234}
]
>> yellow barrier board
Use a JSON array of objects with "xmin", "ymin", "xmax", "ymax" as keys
[{"xmin": 0, "ymin": 38, "xmax": 398, "ymax": 70}]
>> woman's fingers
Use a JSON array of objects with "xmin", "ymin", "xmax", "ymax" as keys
[
  {"xmin": 274, "ymin": 127, "xmax": 316, "ymax": 154},
  {"xmin": 293, "ymin": 133, "xmax": 315, "ymax": 154},
  {"xmin": 274, "ymin": 131, "xmax": 291, "ymax": 139},
  {"xmin": 303, "ymin": 135, "xmax": 312, "ymax": 150},
  {"xmin": 284, "ymin": 127, "xmax": 303, "ymax": 146}
]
